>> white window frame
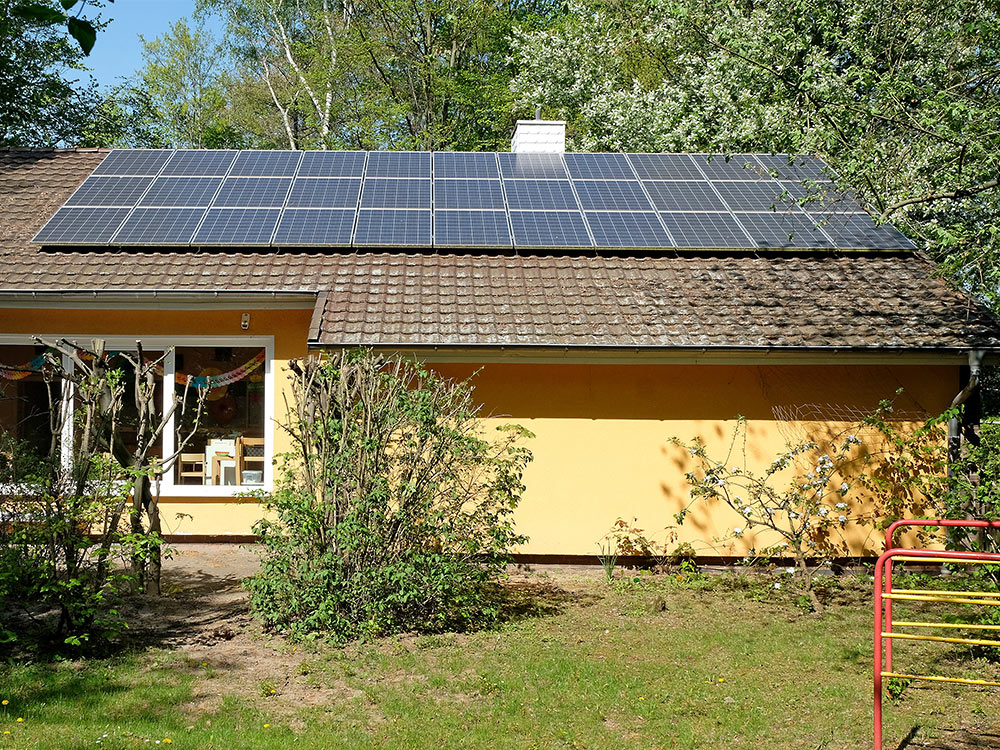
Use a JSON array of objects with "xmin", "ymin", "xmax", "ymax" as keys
[{"xmin": 0, "ymin": 334, "xmax": 275, "ymax": 498}]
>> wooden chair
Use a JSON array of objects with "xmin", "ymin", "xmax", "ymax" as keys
[
  {"xmin": 236, "ymin": 437, "xmax": 265, "ymax": 485},
  {"xmin": 178, "ymin": 453, "xmax": 206, "ymax": 485}
]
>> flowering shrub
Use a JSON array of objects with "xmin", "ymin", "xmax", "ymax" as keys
[{"xmin": 670, "ymin": 402, "xmax": 951, "ymax": 611}]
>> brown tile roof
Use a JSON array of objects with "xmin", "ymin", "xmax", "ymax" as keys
[{"xmin": 2, "ymin": 149, "xmax": 999, "ymax": 351}]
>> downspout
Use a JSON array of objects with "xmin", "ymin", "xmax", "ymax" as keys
[{"xmin": 948, "ymin": 349, "xmax": 985, "ymax": 477}]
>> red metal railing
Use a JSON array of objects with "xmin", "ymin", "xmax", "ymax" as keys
[{"xmin": 874, "ymin": 520, "xmax": 1000, "ymax": 750}]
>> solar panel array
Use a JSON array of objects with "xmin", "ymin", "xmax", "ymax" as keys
[{"xmin": 33, "ymin": 150, "xmax": 915, "ymax": 251}]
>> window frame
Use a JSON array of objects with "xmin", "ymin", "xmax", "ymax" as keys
[{"xmin": 0, "ymin": 334, "xmax": 274, "ymax": 498}]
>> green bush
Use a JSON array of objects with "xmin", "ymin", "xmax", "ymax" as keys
[{"xmin": 245, "ymin": 350, "xmax": 532, "ymax": 641}]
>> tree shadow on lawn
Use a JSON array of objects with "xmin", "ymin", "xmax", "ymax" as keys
[
  {"xmin": 495, "ymin": 579, "xmax": 599, "ymax": 625},
  {"xmin": 895, "ymin": 726, "xmax": 1000, "ymax": 749}
]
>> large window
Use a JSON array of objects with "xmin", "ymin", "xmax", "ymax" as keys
[
  {"xmin": 172, "ymin": 346, "xmax": 266, "ymax": 487},
  {"xmin": 0, "ymin": 338, "xmax": 272, "ymax": 495}
]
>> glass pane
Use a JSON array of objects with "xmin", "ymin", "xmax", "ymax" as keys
[
  {"xmin": 173, "ymin": 346, "xmax": 266, "ymax": 487},
  {"xmin": 109, "ymin": 350, "xmax": 164, "ymax": 462},
  {"xmin": 0, "ymin": 345, "xmax": 60, "ymax": 477}
]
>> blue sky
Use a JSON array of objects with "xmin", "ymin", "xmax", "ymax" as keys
[{"xmin": 84, "ymin": 0, "xmax": 221, "ymax": 90}]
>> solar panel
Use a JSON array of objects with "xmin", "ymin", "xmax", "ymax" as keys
[
  {"xmin": 755, "ymin": 154, "xmax": 831, "ymax": 181},
  {"xmin": 434, "ymin": 179, "xmax": 505, "ymax": 209},
  {"xmin": 354, "ymin": 209, "xmax": 432, "ymax": 246},
  {"xmin": 286, "ymin": 178, "xmax": 362, "ymax": 208},
  {"xmin": 735, "ymin": 211, "xmax": 833, "ymax": 248},
  {"xmin": 564, "ymin": 153, "xmax": 634, "ymax": 180},
  {"xmin": 820, "ymin": 214, "xmax": 915, "ymax": 250},
  {"xmin": 502, "ymin": 179, "xmax": 578, "ymax": 210},
  {"xmin": 65, "ymin": 176, "xmax": 153, "ymax": 206},
  {"xmin": 712, "ymin": 181, "xmax": 803, "ymax": 213},
  {"xmin": 509, "ymin": 210, "xmax": 592, "ymax": 248},
  {"xmin": 695, "ymin": 154, "xmax": 768, "ymax": 181},
  {"xmin": 112, "ymin": 207, "xmax": 206, "ymax": 245},
  {"xmin": 659, "ymin": 212, "xmax": 752, "ymax": 248},
  {"xmin": 229, "ymin": 150, "xmax": 302, "ymax": 177},
  {"xmin": 139, "ymin": 177, "xmax": 223, "ymax": 208},
  {"xmin": 627, "ymin": 154, "xmax": 704, "ymax": 180},
  {"xmin": 212, "ymin": 177, "xmax": 292, "ymax": 208},
  {"xmin": 298, "ymin": 151, "xmax": 367, "ymax": 177},
  {"xmin": 586, "ymin": 211, "xmax": 672, "ymax": 248},
  {"xmin": 643, "ymin": 181, "xmax": 728, "ymax": 211},
  {"xmin": 194, "ymin": 208, "xmax": 281, "ymax": 245},
  {"xmin": 365, "ymin": 151, "xmax": 431, "ymax": 178},
  {"xmin": 161, "ymin": 150, "xmax": 238, "ymax": 177},
  {"xmin": 497, "ymin": 153, "xmax": 567, "ymax": 179},
  {"xmin": 92, "ymin": 149, "xmax": 173, "ymax": 176},
  {"xmin": 433, "ymin": 152, "xmax": 500, "ymax": 179},
  {"xmin": 360, "ymin": 178, "xmax": 431, "ymax": 209},
  {"xmin": 273, "ymin": 208, "xmax": 355, "ymax": 246},
  {"xmin": 33, "ymin": 207, "xmax": 132, "ymax": 245},
  {"xmin": 574, "ymin": 180, "xmax": 653, "ymax": 211},
  {"xmin": 435, "ymin": 210, "xmax": 511, "ymax": 247}
]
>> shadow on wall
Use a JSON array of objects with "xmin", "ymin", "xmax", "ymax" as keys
[{"xmin": 428, "ymin": 362, "xmax": 958, "ymax": 422}]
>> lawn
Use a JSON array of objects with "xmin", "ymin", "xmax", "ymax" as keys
[{"xmin": 1, "ymin": 558, "xmax": 999, "ymax": 749}]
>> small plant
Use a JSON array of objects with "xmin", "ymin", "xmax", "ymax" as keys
[
  {"xmin": 885, "ymin": 676, "xmax": 911, "ymax": 701},
  {"xmin": 596, "ymin": 535, "xmax": 618, "ymax": 583},
  {"xmin": 258, "ymin": 679, "xmax": 278, "ymax": 697}
]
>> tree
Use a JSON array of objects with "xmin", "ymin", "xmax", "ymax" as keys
[
  {"xmin": 135, "ymin": 17, "xmax": 239, "ymax": 148},
  {"xmin": 0, "ymin": 0, "xmax": 107, "ymax": 146},
  {"xmin": 188, "ymin": 0, "xmax": 561, "ymax": 150},
  {"xmin": 512, "ymin": 0, "xmax": 1000, "ymax": 308}
]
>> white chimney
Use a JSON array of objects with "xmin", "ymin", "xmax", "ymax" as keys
[{"xmin": 511, "ymin": 119, "xmax": 566, "ymax": 153}]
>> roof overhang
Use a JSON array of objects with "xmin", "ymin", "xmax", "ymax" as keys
[
  {"xmin": 306, "ymin": 342, "xmax": 995, "ymax": 366},
  {"xmin": 0, "ymin": 290, "xmax": 318, "ymax": 310}
]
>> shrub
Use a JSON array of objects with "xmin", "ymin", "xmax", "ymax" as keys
[
  {"xmin": 245, "ymin": 350, "xmax": 532, "ymax": 641},
  {"xmin": 0, "ymin": 339, "xmax": 205, "ymax": 652}
]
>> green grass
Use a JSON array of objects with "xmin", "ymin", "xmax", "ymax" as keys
[{"xmin": 2, "ymin": 572, "xmax": 999, "ymax": 749}]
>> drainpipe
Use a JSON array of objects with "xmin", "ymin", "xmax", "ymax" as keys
[{"xmin": 948, "ymin": 349, "xmax": 985, "ymax": 477}]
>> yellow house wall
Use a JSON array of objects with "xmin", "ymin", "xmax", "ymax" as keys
[
  {"xmin": 426, "ymin": 362, "xmax": 959, "ymax": 557},
  {"xmin": 0, "ymin": 307, "xmax": 961, "ymax": 555}
]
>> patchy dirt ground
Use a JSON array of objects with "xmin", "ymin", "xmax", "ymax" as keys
[{"xmin": 121, "ymin": 545, "xmax": 596, "ymax": 725}]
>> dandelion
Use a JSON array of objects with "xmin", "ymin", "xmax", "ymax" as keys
[
  {"xmin": 264, "ymin": 724, "xmax": 271, "ymax": 728},
  {"xmin": 1, "ymin": 699, "xmax": 7, "ymax": 705},
  {"xmin": 718, "ymin": 678, "xmax": 725, "ymax": 683},
  {"xmin": 201, "ymin": 662, "xmax": 207, "ymax": 667},
  {"xmin": 639, "ymin": 697, "xmax": 645, "ymax": 701},
  {"xmin": 16, "ymin": 718, "xmax": 23, "ymax": 723}
]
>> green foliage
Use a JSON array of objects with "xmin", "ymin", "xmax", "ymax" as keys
[
  {"xmin": 133, "ymin": 17, "xmax": 241, "ymax": 148},
  {"xmin": 512, "ymin": 0, "xmax": 1000, "ymax": 310},
  {"xmin": 12, "ymin": 1, "xmax": 103, "ymax": 54},
  {"xmin": 245, "ymin": 350, "xmax": 532, "ymax": 641},
  {"xmin": 0, "ymin": 340, "xmax": 204, "ymax": 653},
  {"xmin": 157, "ymin": 0, "xmax": 564, "ymax": 150},
  {"xmin": 0, "ymin": 0, "xmax": 105, "ymax": 146}
]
